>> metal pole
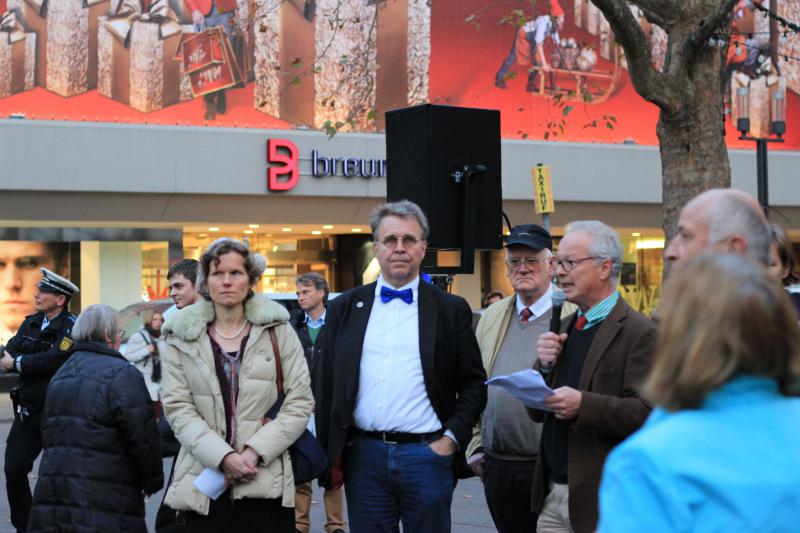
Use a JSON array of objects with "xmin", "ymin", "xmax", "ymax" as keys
[
  {"xmin": 756, "ymin": 138, "xmax": 769, "ymax": 219},
  {"xmin": 542, "ymin": 213, "xmax": 551, "ymax": 234}
]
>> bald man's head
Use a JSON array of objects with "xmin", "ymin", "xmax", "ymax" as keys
[{"xmin": 665, "ymin": 189, "xmax": 770, "ymax": 271}]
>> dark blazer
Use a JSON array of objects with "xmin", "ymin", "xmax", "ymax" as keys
[
  {"xmin": 529, "ymin": 297, "xmax": 656, "ymax": 533},
  {"xmin": 317, "ymin": 280, "xmax": 487, "ymax": 482}
]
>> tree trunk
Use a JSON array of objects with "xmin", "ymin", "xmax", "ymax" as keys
[
  {"xmin": 657, "ymin": 46, "xmax": 731, "ymax": 241},
  {"xmin": 587, "ymin": 0, "xmax": 739, "ymax": 242}
]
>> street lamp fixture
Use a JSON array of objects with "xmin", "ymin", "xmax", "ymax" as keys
[{"xmin": 736, "ymin": 87, "xmax": 786, "ymax": 218}]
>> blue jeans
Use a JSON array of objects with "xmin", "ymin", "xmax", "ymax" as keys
[{"xmin": 344, "ymin": 435, "xmax": 456, "ymax": 532}]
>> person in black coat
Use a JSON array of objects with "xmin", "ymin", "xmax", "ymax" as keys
[
  {"xmin": 291, "ymin": 273, "xmax": 346, "ymax": 533},
  {"xmin": 28, "ymin": 304, "xmax": 163, "ymax": 533},
  {"xmin": 1, "ymin": 268, "xmax": 78, "ymax": 533}
]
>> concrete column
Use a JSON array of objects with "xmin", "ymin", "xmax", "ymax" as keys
[{"xmin": 79, "ymin": 241, "xmax": 142, "ymax": 310}]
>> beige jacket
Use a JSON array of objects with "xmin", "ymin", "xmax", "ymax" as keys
[
  {"xmin": 159, "ymin": 294, "xmax": 313, "ymax": 514},
  {"xmin": 465, "ymin": 291, "xmax": 576, "ymax": 458}
]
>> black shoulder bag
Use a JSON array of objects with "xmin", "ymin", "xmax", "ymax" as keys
[{"xmin": 265, "ymin": 327, "xmax": 328, "ymax": 484}]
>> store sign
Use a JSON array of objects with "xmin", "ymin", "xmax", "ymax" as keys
[
  {"xmin": 266, "ymin": 138, "xmax": 386, "ymax": 192},
  {"xmin": 267, "ymin": 139, "xmax": 299, "ymax": 191},
  {"xmin": 311, "ymin": 150, "xmax": 386, "ymax": 179}
]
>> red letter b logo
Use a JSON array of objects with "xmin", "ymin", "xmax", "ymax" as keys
[{"xmin": 267, "ymin": 139, "xmax": 299, "ymax": 191}]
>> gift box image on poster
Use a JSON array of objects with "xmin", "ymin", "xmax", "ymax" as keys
[{"xmin": 0, "ymin": 9, "xmax": 36, "ymax": 97}]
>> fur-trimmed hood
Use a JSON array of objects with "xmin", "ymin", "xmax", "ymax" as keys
[{"xmin": 162, "ymin": 293, "xmax": 290, "ymax": 342}]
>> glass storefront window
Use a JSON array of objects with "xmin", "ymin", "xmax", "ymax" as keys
[
  {"xmin": 619, "ymin": 235, "xmax": 664, "ymax": 317},
  {"xmin": 141, "ymin": 242, "xmax": 169, "ymax": 302}
]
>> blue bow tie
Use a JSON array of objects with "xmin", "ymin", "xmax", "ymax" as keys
[{"xmin": 380, "ymin": 286, "xmax": 413, "ymax": 304}]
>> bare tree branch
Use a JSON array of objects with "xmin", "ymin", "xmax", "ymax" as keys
[
  {"xmin": 639, "ymin": 7, "xmax": 664, "ymax": 28},
  {"xmin": 628, "ymin": 0, "xmax": 681, "ymax": 23},
  {"xmin": 590, "ymin": 0, "xmax": 678, "ymax": 114},
  {"xmin": 690, "ymin": 0, "xmax": 738, "ymax": 52}
]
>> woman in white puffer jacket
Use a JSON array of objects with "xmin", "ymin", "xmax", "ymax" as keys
[{"xmin": 160, "ymin": 238, "xmax": 312, "ymax": 532}]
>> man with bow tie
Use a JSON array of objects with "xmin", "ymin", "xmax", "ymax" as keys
[{"xmin": 318, "ymin": 200, "xmax": 487, "ymax": 531}]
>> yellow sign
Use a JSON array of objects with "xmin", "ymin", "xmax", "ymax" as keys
[{"xmin": 532, "ymin": 165, "xmax": 555, "ymax": 214}]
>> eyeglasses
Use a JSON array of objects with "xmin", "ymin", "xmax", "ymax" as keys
[
  {"xmin": 379, "ymin": 235, "xmax": 423, "ymax": 249},
  {"xmin": 555, "ymin": 256, "xmax": 598, "ymax": 272},
  {"xmin": 506, "ymin": 257, "xmax": 549, "ymax": 271}
]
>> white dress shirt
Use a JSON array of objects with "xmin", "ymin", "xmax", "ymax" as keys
[
  {"xmin": 515, "ymin": 284, "xmax": 554, "ymax": 320},
  {"xmin": 353, "ymin": 275, "xmax": 442, "ymax": 434}
]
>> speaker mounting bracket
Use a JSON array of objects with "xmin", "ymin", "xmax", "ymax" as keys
[{"xmin": 422, "ymin": 160, "xmax": 486, "ymax": 277}]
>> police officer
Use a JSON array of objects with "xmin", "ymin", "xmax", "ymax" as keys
[{"xmin": 0, "ymin": 268, "xmax": 78, "ymax": 533}]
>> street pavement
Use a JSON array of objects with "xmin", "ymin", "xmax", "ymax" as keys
[{"xmin": 0, "ymin": 395, "xmax": 497, "ymax": 532}]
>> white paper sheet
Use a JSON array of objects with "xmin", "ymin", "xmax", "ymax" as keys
[
  {"xmin": 486, "ymin": 369, "xmax": 556, "ymax": 412},
  {"xmin": 193, "ymin": 467, "xmax": 228, "ymax": 500}
]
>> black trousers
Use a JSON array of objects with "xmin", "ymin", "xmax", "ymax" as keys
[
  {"xmin": 186, "ymin": 491, "xmax": 294, "ymax": 533},
  {"xmin": 483, "ymin": 454, "xmax": 538, "ymax": 533},
  {"xmin": 4, "ymin": 411, "xmax": 43, "ymax": 532}
]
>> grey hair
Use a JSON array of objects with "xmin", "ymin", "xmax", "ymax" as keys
[
  {"xmin": 370, "ymin": 200, "xmax": 430, "ymax": 241},
  {"xmin": 705, "ymin": 194, "xmax": 771, "ymax": 265},
  {"xmin": 564, "ymin": 220, "xmax": 623, "ymax": 282},
  {"xmin": 296, "ymin": 272, "xmax": 330, "ymax": 304},
  {"xmin": 72, "ymin": 304, "xmax": 120, "ymax": 343},
  {"xmin": 197, "ymin": 238, "xmax": 267, "ymax": 300}
]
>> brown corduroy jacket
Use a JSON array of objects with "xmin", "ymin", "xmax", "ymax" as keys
[{"xmin": 528, "ymin": 296, "xmax": 657, "ymax": 533}]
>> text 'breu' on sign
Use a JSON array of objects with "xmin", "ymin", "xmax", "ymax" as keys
[{"xmin": 532, "ymin": 165, "xmax": 555, "ymax": 214}]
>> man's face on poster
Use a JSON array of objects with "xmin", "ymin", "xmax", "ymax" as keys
[{"xmin": 0, "ymin": 242, "xmax": 59, "ymax": 334}]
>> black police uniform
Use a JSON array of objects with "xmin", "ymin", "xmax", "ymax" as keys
[{"xmin": 4, "ymin": 309, "xmax": 75, "ymax": 532}]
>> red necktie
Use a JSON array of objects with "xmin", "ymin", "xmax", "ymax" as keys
[
  {"xmin": 520, "ymin": 308, "xmax": 533, "ymax": 323},
  {"xmin": 575, "ymin": 315, "xmax": 587, "ymax": 331}
]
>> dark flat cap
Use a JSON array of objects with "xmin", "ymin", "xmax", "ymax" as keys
[{"xmin": 505, "ymin": 224, "xmax": 552, "ymax": 251}]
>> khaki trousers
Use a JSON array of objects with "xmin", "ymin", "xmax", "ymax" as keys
[
  {"xmin": 536, "ymin": 482, "xmax": 573, "ymax": 533},
  {"xmin": 294, "ymin": 481, "xmax": 346, "ymax": 533}
]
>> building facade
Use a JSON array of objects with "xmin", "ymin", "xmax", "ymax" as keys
[{"xmin": 3, "ymin": 118, "xmax": 800, "ymax": 320}]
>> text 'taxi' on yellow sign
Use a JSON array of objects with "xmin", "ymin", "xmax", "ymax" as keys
[{"xmin": 532, "ymin": 165, "xmax": 555, "ymax": 214}]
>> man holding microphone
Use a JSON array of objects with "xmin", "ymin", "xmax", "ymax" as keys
[{"xmin": 529, "ymin": 221, "xmax": 656, "ymax": 533}]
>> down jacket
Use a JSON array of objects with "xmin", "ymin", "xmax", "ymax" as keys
[
  {"xmin": 28, "ymin": 341, "xmax": 164, "ymax": 533},
  {"xmin": 160, "ymin": 294, "xmax": 313, "ymax": 514}
]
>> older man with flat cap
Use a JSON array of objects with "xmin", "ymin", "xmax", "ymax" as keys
[
  {"xmin": 1, "ymin": 268, "xmax": 79, "ymax": 533},
  {"xmin": 466, "ymin": 224, "xmax": 574, "ymax": 532}
]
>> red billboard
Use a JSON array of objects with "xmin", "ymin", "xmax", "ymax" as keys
[{"xmin": 0, "ymin": 0, "xmax": 797, "ymax": 149}]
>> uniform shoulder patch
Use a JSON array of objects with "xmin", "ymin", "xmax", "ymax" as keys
[{"xmin": 59, "ymin": 338, "xmax": 74, "ymax": 351}]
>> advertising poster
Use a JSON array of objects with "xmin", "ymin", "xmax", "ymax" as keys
[
  {"xmin": 0, "ymin": 0, "xmax": 797, "ymax": 149},
  {"xmin": 0, "ymin": 240, "xmax": 71, "ymax": 345}
]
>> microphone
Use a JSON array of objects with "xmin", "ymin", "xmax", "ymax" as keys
[
  {"xmin": 542, "ymin": 288, "xmax": 566, "ymax": 373},
  {"xmin": 549, "ymin": 288, "xmax": 566, "ymax": 334}
]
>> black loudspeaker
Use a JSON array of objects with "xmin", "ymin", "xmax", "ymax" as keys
[{"xmin": 385, "ymin": 104, "xmax": 503, "ymax": 250}]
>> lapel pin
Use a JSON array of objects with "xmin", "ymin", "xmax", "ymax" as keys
[{"xmin": 356, "ymin": 301, "xmax": 364, "ymax": 308}]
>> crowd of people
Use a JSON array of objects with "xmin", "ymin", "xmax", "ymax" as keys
[{"xmin": 2, "ymin": 190, "xmax": 800, "ymax": 532}]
